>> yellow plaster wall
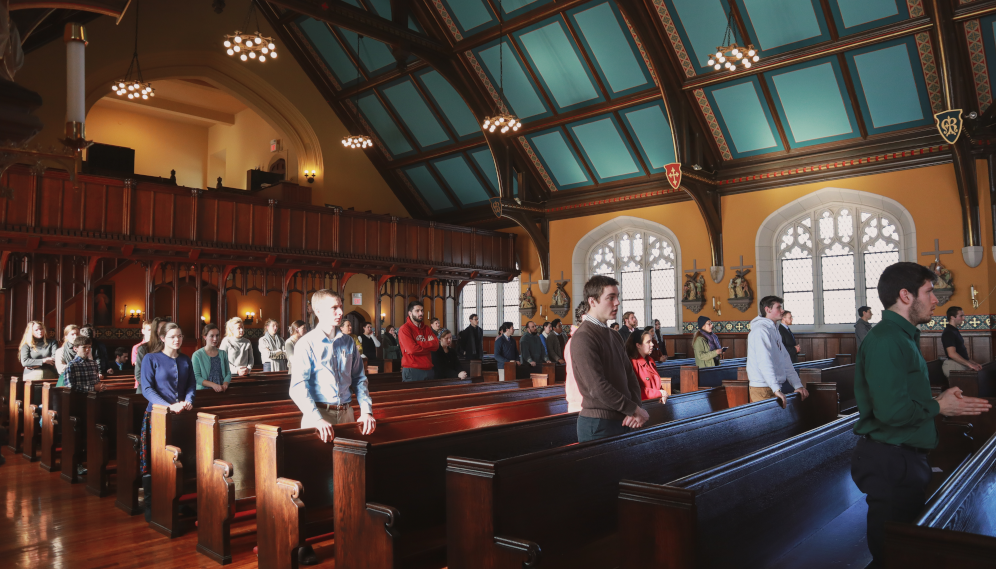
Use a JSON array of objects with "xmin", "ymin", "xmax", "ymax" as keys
[
  {"xmin": 504, "ymin": 162, "xmax": 995, "ymax": 327},
  {"xmin": 207, "ymin": 108, "xmax": 288, "ymax": 190}
]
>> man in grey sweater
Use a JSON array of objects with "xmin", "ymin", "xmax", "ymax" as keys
[
  {"xmin": 856, "ymin": 306, "xmax": 874, "ymax": 348},
  {"xmin": 519, "ymin": 321, "xmax": 548, "ymax": 371},
  {"xmin": 570, "ymin": 275, "xmax": 647, "ymax": 442}
]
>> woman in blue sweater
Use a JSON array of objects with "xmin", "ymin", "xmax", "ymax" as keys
[{"xmin": 139, "ymin": 322, "xmax": 195, "ymax": 521}]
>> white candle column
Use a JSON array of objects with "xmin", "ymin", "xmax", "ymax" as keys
[{"xmin": 64, "ymin": 23, "xmax": 87, "ymax": 139}]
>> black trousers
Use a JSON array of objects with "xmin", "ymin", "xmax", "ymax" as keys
[
  {"xmin": 401, "ymin": 367, "xmax": 434, "ymax": 382},
  {"xmin": 850, "ymin": 437, "xmax": 931, "ymax": 568},
  {"xmin": 576, "ymin": 415, "xmax": 630, "ymax": 443}
]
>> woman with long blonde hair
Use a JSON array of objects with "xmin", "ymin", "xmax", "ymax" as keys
[
  {"xmin": 18, "ymin": 320, "xmax": 58, "ymax": 379},
  {"xmin": 219, "ymin": 316, "xmax": 254, "ymax": 376}
]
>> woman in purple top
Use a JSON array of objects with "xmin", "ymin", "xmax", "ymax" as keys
[{"xmin": 139, "ymin": 322, "xmax": 195, "ymax": 521}]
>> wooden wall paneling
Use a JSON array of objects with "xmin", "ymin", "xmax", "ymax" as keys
[
  {"xmin": 403, "ymin": 225, "xmax": 417, "ymax": 260},
  {"xmin": 353, "ymin": 217, "xmax": 367, "ymax": 256},
  {"xmin": 321, "ymin": 211, "xmax": 337, "ymax": 253},
  {"xmin": 174, "ymin": 193, "xmax": 194, "ymax": 241},
  {"xmin": 152, "ymin": 191, "xmax": 174, "ymax": 239},
  {"xmin": 105, "ymin": 184, "xmax": 124, "ymax": 234},
  {"xmin": 433, "ymin": 227, "xmax": 445, "ymax": 264},
  {"xmin": 378, "ymin": 219, "xmax": 391, "ymax": 258},
  {"xmin": 132, "ymin": 189, "xmax": 153, "ymax": 237},
  {"xmin": 216, "ymin": 200, "xmax": 234, "ymax": 244},
  {"xmin": 234, "ymin": 202, "xmax": 252, "ymax": 245},
  {"xmin": 37, "ymin": 175, "xmax": 62, "ymax": 229},
  {"xmin": 418, "ymin": 225, "xmax": 430, "ymax": 261},
  {"xmin": 197, "ymin": 196, "xmax": 215, "ymax": 243},
  {"xmin": 81, "ymin": 182, "xmax": 104, "ymax": 232},
  {"xmin": 339, "ymin": 215, "xmax": 353, "ymax": 255}
]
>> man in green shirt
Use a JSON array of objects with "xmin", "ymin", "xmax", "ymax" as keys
[{"xmin": 852, "ymin": 262, "xmax": 991, "ymax": 568}]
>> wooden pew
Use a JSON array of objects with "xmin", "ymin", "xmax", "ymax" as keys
[
  {"xmin": 21, "ymin": 378, "xmax": 59, "ymax": 460},
  {"xmin": 949, "ymin": 360, "xmax": 996, "ymax": 398},
  {"xmin": 322, "ymin": 388, "xmax": 738, "ymax": 569},
  {"xmin": 114, "ymin": 381, "xmax": 296, "ymax": 516},
  {"xmin": 679, "ymin": 357, "xmax": 841, "ymax": 393},
  {"xmin": 446, "ymin": 384, "xmax": 840, "ymax": 569},
  {"xmin": 86, "ymin": 384, "xmax": 139, "ymax": 496},
  {"xmin": 40, "ymin": 383, "xmax": 62, "ymax": 471},
  {"xmin": 195, "ymin": 384, "xmax": 564, "ymax": 564},
  {"xmin": 151, "ymin": 378, "xmax": 536, "ymax": 537},
  {"xmin": 7, "ymin": 376, "xmax": 24, "ymax": 453},
  {"xmin": 885, "ymin": 426, "xmax": 996, "ymax": 568},
  {"xmin": 618, "ymin": 412, "xmax": 862, "ymax": 569}
]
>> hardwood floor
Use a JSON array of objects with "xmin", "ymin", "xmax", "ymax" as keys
[{"xmin": 0, "ymin": 446, "xmax": 336, "ymax": 568}]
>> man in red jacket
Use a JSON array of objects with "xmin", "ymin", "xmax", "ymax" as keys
[{"xmin": 398, "ymin": 300, "xmax": 440, "ymax": 382}]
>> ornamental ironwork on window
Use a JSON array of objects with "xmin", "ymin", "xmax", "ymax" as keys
[{"xmin": 587, "ymin": 230, "xmax": 678, "ymax": 329}]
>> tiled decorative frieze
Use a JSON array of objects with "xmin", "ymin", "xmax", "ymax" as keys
[
  {"xmin": 693, "ymin": 89, "xmax": 733, "ymax": 160},
  {"xmin": 677, "ymin": 316, "xmax": 996, "ymax": 334},
  {"xmin": 651, "ymin": 0, "xmax": 697, "ymax": 79},
  {"xmin": 518, "ymin": 136, "xmax": 558, "ymax": 193},
  {"xmin": 430, "ymin": 0, "xmax": 463, "ymax": 41},
  {"xmin": 965, "ymin": 19, "xmax": 993, "ymax": 113},
  {"xmin": 907, "ymin": 0, "xmax": 924, "ymax": 18},
  {"xmin": 464, "ymin": 50, "xmax": 510, "ymax": 114},
  {"xmin": 621, "ymin": 10, "xmax": 660, "ymax": 87},
  {"xmin": 93, "ymin": 327, "xmax": 267, "ymax": 340},
  {"xmin": 914, "ymin": 32, "xmax": 944, "ymax": 114}
]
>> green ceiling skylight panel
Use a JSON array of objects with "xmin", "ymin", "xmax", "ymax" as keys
[
  {"xmin": 828, "ymin": 0, "xmax": 908, "ymax": 36},
  {"xmin": 662, "ymin": 0, "xmax": 734, "ymax": 73},
  {"xmin": 416, "ymin": 70, "xmax": 482, "ymax": 140},
  {"xmin": 380, "ymin": 78, "xmax": 452, "ymax": 150},
  {"xmin": 733, "ymin": 0, "xmax": 830, "ymax": 57},
  {"xmin": 403, "ymin": 165, "xmax": 455, "ymax": 212},
  {"xmin": 568, "ymin": 1, "xmax": 655, "ymax": 98},
  {"xmin": 438, "ymin": 0, "xmax": 498, "ymax": 36},
  {"xmin": 469, "ymin": 147, "xmax": 501, "ymax": 192},
  {"xmin": 500, "ymin": 0, "xmax": 553, "ymax": 19},
  {"xmin": 526, "ymin": 128, "xmax": 593, "ymax": 190},
  {"xmin": 514, "ymin": 19, "xmax": 603, "ymax": 112},
  {"xmin": 431, "ymin": 155, "xmax": 493, "ymax": 207},
  {"xmin": 844, "ymin": 37, "xmax": 932, "ymax": 135},
  {"xmin": 338, "ymin": 27, "xmax": 399, "ymax": 76},
  {"xmin": 703, "ymin": 77, "xmax": 783, "ymax": 158},
  {"xmin": 620, "ymin": 101, "xmax": 677, "ymax": 174},
  {"xmin": 567, "ymin": 116, "xmax": 644, "ymax": 183},
  {"xmin": 764, "ymin": 58, "xmax": 859, "ymax": 147},
  {"xmin": 366, "ymin": 0, "xmax": 425, "ymax": 32},
  {"xmin": 356, "ymin": 93, "xmax": 415, "ymax": 158},
  {"xmin": 475, "ymin": 40, "xmax": 552, "ymax": 121},
  {"xmin": 295, "ymin": 18, "xmax": 361, "ymax": 88}
]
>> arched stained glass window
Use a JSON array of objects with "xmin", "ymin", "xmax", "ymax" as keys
[{"xmin": 587, "ymin": 230, "xmax": 679, "ymax": 329}]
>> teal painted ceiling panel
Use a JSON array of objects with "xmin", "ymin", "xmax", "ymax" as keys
[
  {"xmin": 368, "ymin": 0, "xmax": 424, "ymax": 32},
  {"xmin": 517, "ymin": 21, "xmax": 600, "ymax": 110},
  {"xmin": 621, "ymin": 104, "xmax": 676, "ymax": 171},
  {"xmin": 338, "ymin": 28, "xmax": 397, "ymax": 75},
  {"xmin": 710, "ymin": 81, "xmax": 778, "ymax": 153},
  {"xmin": 297, "ymin": 19, "xmax": 358, "ymax": 87},
  {"xmin": 356, "ymin": 94, "xmax": 413, "ymax": 157},
  {"xmin": 667, "ymin": 0, "xmax": 731, "ymax": 68},
  {"xmin": 442, "ymin": 0, "xmax": 495, "ymax": 35},
  {"xmin": 769, "ymin": 62, "xmax": 854, "ymax": 143},
  {"xmin": 381, "ymin": 80, "xmax": 451, "ymax": 149},
  {"xmin": 404, "ymin": 165, "xmax": 453, "ymax": 211},
  {"xmin": 503, "ymin": 0, "xmax": 545, "ymax": 13},
  {"xmin": 530, "ymin": 131, "xmax": 590, "ymax": 187},
  {"xmin": 469, "ymin": 147, "xmax": 500, "ymax": 192},
  {"xmin": 852, "ymin": 43, "xmax": 924, "ymax": 128},
  {"xmin": 479, "ymin": 41, "xmax": 550, "ymax": 119},
  {"xmin": 738, "ymin": 0, "xmax": 824, "ymax": 50},
  {"xmin": 418, "ymin": 71, "xmax": 481, "ymax": 139},
  {"xmin": 569, "ymin": 118, "xmax": 641, "ymax": 181},
  {"xmin": 836, "ymin": 0, "xmax": 898, "ymax": 29},
  {"xmin": 433, "ymin": 155, "xmax": 492, "ymax": 206},
  {"xmin": 572, "ymin": 2, "xmax": 651, "ymax": 95}
]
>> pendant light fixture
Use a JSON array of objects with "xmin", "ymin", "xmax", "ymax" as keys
[
  {"xmin": 223, "ymin": 1, "xmax": 277, "ymax": 63},
  {"xmin": 342, "ymin": 33, "xmax": 372, "ymax": 149},
  {"xmin": 482, "ymin": 0, "xmax": 520, "ymax": 135},
  {"xmin": 707, "ymin": 7, "xmax": 759, "ymax": 73},
  {"xmin": 112, "ymin": 0, "xmax": 154, "ymax": 101}
]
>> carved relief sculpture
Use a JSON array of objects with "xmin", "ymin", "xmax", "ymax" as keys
[
  {"xmin": 727, "ymin": 268, "xmax": 755, "ymax": 313},
  {"xmin": 929, "ymin": 261, "xmax": 954, "ymax": 306},
  {"xmin": 519, "ymin": 287, "xmax": 537, "ymax": 319},
  {"xmin": 681, "ymin": 272, "xmax": 706, "ymax": 314},
  {"xmin": 550, "ymin": 281, "xmax": 571, "ymax": 318}
]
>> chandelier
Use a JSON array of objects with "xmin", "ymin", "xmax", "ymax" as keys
[
  {"xmin": 342, "ymin": 34, "xmax": 372, "ymax": 150},
  {"xmin": 223, "ymin": 2, "xmax": 277, "ymax": 63},
  {"xmin": 707, "ymin": 9, "xmax": 759, "ymax": 72},
  {"xmin": 481, "ymin": 0, "xmax": 520, "ymax": 135},
  {"xmin": 112, "ymin": 0, "xmax": 154, "ymax": 101}
]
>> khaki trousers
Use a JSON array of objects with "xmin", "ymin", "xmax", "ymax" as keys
[
  {"xmin": 941, "ymin": 359, "xmax": 967, "ymax": 378},
  {"xmin": 749, "ymin": 386, "xmax": 776, "ymax": 402},
  {"xmin": 301, "ymin": 405, "xmax": 355, "ymax": 428}
]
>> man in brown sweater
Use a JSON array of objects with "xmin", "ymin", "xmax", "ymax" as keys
[{"xmin": 571, "ymin": 275, "xmax": 648, "ymax": 442}]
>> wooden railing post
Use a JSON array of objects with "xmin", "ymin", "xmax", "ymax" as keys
[
  {"xmin": 190, "ymin": 189, "xmax": 201, "ymax": 241},
  {"xmin": 267, "ymin": 199, "xmax": 277, "ymax": 248},
  {"xmin": 123, "ymin": 178, "xmax": 135, "ymax": 236}
]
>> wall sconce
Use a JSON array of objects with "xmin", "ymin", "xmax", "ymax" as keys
[
  {"xmin": 244, "ymin": 311, "xmax": 256, "ymax": 325},
  {"xmin": 305, "ymin": 170, "xmax": 316, "ymax": 184},
  {"xmin": 712, "ymin": 297, "xmax": 722, "ymax": 317},
  {"xmin": 971, "ymin": 285, "xmax": 979, "ymax": 309},
  {"xmin": 122, "ymin": 305, "xmax": 144, "ymax": 324}
]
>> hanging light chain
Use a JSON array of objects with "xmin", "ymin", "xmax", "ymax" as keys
[
  {"xmin": 113, "ymin": 0, "xmax": 154, "ymax": 101},
  {"xmin": 223, "ymin": 2, "xmax": 277, "ymax": 62},
  {"xmin": 343, "ymin": 34, "xmax": 373, "ymax": 150},
  {"xmin": 481, "ymin": 0, "xmax": 520, "ymax": 135},
  {"xmin": 707, "ymin": 7, "xmax": 759, "ymax": 73}
]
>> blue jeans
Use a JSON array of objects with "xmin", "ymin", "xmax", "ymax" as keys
[
  {"xmin": 402, "ymin": 367, "xmax": 435, "ymax": 382},
  {"xmin": 576, "ymin": 415, "xmax": 630, "ymax": 443}
]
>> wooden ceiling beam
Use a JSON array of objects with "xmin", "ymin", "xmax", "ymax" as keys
[
  {"xmin": 270, "ymin": 0, "xmax": 449, "ymax": 59},
  {"xmin": 682, "ymin": 17, "xmax": 933, "ymax": 91},
  {"xmin": 449, "ymin": 0, "xmax": 592, "ymax": 53}
]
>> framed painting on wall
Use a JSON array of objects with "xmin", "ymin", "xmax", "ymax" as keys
[{"xmin": 93, "ymin": 284, "xmax": 114, "ymax": 327}]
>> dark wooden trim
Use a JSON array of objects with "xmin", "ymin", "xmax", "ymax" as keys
[
  {"xmin": 505, "ymin": 33, "xmax": 558, "ymax": 116},
  {"xmin": 423, "ymin": 161, "xmax": 466, "ymax": 210},
  {"xmin": 328, "ymin": 23, "xmax": 371, "ymax": 83},
  {"xmin": 613, "ymin": 110, "xmax": 652, "ymax": 176},
  {"xmin": 818, "ymin": 0, "xmax": 839, "ymax": 41},
  {"xmin": 450, "ymin": 0, "xmax": 593, "ymax": 53},
  {"xmin": 837, "ymin": 53, "xmax": 868, "ymax": 139},
  {"xmin": 559, "ymin": 11, "xmax": 610, "ymax": 101},
  {"xmin": 336, "ymin": 59, "xmax": 429, "ymax": 100},
  {"xmin": 559, "ymin": 125, "xmax": 599, "ymax": 186},
  {"xmin": 755, "ymin": 74, "xmax": 792, "ymax": 154}
]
